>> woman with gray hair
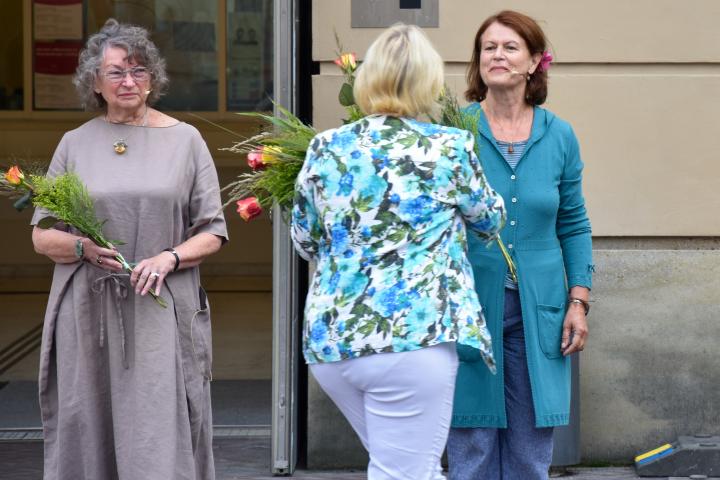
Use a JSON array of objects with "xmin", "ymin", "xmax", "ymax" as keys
[{"xmin": 30, "ymin": 18, "xmax": 227, "ymax": 480}]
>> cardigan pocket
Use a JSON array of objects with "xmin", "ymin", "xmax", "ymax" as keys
[{"xmin": 537, "ymin": 303, "xmax": 564, "ymax": 359}]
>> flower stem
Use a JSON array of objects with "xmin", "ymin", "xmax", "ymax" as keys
[
  {"xmin": 95, "ymin": 238, "xmax": 168, "ymax": 308},
  {"xmin": 497, "ymin": 238, "xmax": 518, "ymax": 283}
]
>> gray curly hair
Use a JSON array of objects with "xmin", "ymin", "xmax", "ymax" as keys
[{"xmin": 74, "ymin": 18, "xmax": 169, "ymax": 111}]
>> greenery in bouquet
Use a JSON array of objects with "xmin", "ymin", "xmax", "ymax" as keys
[
  {"xmin": 221, "ymin": 102, "xmax": 317, "ymax": 220},
  {"xmin": 1, "ymin": 165, "xmax": 167, "ymax": 307},
  {"xmin": 221, "ymin": 39, "xmax": 359, "ymax": 221}
]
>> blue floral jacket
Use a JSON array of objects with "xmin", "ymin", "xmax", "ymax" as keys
[{"xmin": 291, "ymin": 115, "xmax": 506, "ymax": 368}]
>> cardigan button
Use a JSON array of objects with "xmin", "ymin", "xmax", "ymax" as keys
[
  {"xmin": 511, "ymin": 197, "xmax": 517, "ymax": 203},
  {"xmin": 508, "ymin": 243, "xmax": 514, "ymax": 249},
  {"xmin": 510, "ymin": 220, "xmax": 516, "ymax": 226},
  {"xmin": 510, "ymin": 174, "xmax": 516, "ymax": 180}
]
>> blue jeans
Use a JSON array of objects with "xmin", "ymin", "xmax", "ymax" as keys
[{"xmin": 447, "ymin": 289, "xmax": 554, "ymax": 480}]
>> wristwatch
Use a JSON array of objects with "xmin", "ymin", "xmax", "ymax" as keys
[
  {"xmin": 75, "ymin": 238, "xmax": 84, "ymax": 260},
  {"xmin": 163, "ymin": 248, "xmax": 180, "ymax": 272}
]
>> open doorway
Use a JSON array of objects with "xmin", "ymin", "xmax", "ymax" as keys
[{"xmin": 0, "ymin": 1, "xmax": 279, "ymax": 477}]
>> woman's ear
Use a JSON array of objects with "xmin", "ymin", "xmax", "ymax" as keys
[{"xmin": 528, "ymin": 52, "xmax": 542, "ymax": 75}]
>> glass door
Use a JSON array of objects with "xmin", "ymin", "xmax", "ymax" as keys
[{"xmin": 0, "ymin": 1, "xmax": 282, "ymax": 477}]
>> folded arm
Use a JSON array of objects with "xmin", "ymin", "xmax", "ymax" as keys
[{"xmin": 455, "ymin": 131, "xmax": 506, "ymax": 240}]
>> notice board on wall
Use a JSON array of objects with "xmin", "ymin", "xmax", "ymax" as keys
[
  {"xmin": 227, "ymin": 0, "xmax": 271, "ymax": 111},
  {"xmin": 33, "ymin": 0, "xmax": 85, "ymax": 109}
]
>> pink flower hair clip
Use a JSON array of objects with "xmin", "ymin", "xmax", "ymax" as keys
[{"xmin": 538, "ymin": 51, "xmax": 553, "ymax": 73}]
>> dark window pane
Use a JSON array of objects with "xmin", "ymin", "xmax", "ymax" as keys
[
  {"xmin": 399, "ymin": 0, "xmax": 421, "ymax": 9},
  {"xmin": 0, "ymin": 0, "xmax": 24, "ymax": 110},
  {"xmin": 227, "ymin": 0, "xmax": 273, "ymax": 111},
  {"xmin": 87, "ymin": 0, "xmax": 219, "ymax": 111}
]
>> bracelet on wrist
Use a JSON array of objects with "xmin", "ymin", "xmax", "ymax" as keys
[
  {"xmin": 568, "ymin": 297, "xmax": 590, "ymax": 315},
  {"xmin": 163, "ymin": 248, "xmax": 180, "ymax": 272},
  {"xmin": 75, "ymin": 238, "xmax": 85, "ymax": 260}
]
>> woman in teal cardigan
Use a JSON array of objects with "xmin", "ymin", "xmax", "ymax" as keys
[{"xmin": 448, "ymin": 11, "xmax": 593, "ymax": 480}]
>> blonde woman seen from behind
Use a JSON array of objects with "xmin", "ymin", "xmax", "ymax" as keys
[{"xmin": 291, "ymin": 24, "xmax": 505, "ymax": 480}]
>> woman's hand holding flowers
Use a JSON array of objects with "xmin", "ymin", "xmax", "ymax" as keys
[
  {"xmin": 81, "ymin": 238, "xmax": 123, "ymax": 272},
  {"xmin": 131, "ymin": 251, "xmax": 176, "ymax": 297}
]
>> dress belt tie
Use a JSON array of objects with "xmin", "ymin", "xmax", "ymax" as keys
[{"xmin": 91, "ymin": 272, "xmax": 130, "ymax": 369}]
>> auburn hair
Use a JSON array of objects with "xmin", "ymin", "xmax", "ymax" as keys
[{"xmin": 465, "ymin": 10, "xmax": 548, "ymax": 106}]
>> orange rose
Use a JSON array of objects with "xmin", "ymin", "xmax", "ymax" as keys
[
  {"xmin": 4, "ymin": 166, "xmax": 24, "ymax": 185},
  {"xmin": 236, "ymin": 197, "xmax": 262, "ymax": 221},
  {"xmin": 334, "ymin": 53, "xmax": 357, "ymax": 72}
]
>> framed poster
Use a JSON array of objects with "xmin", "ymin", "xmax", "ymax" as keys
[
  {"xmin": 34, "ymin": 0, "xmax": 83, "ymax": 41},
  {"xmin": 227, "ymin": 0, "xmax": 272, "ymax": 111},
  {"xmin": 33, "ymin": 0, "xmax": 84, "ymax": 109},
  {"xmin": 34, "ymin": 41, "xmax": 83, "ymax": 109}
]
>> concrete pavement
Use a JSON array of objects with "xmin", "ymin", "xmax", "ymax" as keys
[{"xmin": 0, "ymin": 439, "xmax": 699, "ymax": 479}]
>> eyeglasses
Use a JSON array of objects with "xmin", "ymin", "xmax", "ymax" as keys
[{"xmin": 102, "ymin": 67, "xmax": 150, "ymax": 84}]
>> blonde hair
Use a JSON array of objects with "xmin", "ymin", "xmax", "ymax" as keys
[{"xmin": 354, "ymin": 23, "xmax": 444, "ymax": 118}]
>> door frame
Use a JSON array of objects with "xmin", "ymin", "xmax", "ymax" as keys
[{"xmin": 270, "ymin": 0, "xmax": 300, "ymax": 474}]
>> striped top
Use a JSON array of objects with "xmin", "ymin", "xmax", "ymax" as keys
[
  {"xmin": 496, "ymin": 139, "xmax": 528, "ymax": 290},
  {"xmin": 495, "ymin": 140, "xmax": 527, "ymax": 169}
]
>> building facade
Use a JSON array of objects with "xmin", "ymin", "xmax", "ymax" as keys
[
  {"xmin": 308, "ymin": 0, "xmax": 720, "ymax": 467},
  {"xmin": 0, "ymin": 0, "xmax": 718, "ymax": 474}
]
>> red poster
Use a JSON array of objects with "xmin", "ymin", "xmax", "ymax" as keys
[
  {"xmin": 33, "ymin": 0, "xmax": 84, "ymax": 108},
  {"xmin": 34, "ymin": 41, "xmax": 83, "ymax": 109},
  {"xmin": 34, "ymin": 41, "xmax": 82, "ymax": 75}
]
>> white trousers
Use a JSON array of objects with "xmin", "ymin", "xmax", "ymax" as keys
[{"xmin": 310, "ymin": 342, "xmax": 459, "ymax": 480}]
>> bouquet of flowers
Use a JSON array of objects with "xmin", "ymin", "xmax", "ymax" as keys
[
  {"xmin": 222, "ymin": 47, "xmax": 518, "ymax": 281},
  {"xmin": 221, "ymin": 44, "xmax": 359, "ymax": 219},
  {"xmin": 2, "ymin": 165, "xmax": 168, "ymax": 307},
  {"xmin": 333, "ymin": 34, "xmax": 364, "ymax": 124},
  {"xmin": 221, "ymin": 103, "xmax": 317, "ymax": 220}
]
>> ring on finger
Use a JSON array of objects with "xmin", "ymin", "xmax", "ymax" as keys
[
  {"xmin": 96, "ymin": 255, "xmax": 103, "ymax": 265},
  {"xmin": 150, "ymin": 272, "xmax": 160, "ymax": 278}
]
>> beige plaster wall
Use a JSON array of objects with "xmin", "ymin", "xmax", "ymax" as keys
[
  {"xmin": 312, "ymin": 0, "xmax": 720, "ymax": 236},
  {"xmin": 308, "ymin": 0, "xmax": 720, "ymax": 466},
  {"xmin": 314, "ymin": 0, "xmax": 720, "ymax": 63}
]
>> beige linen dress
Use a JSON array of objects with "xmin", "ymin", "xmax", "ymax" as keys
[{"xmin": 31, "ymin": 117, "xmax": 228, "ymax": 480}]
